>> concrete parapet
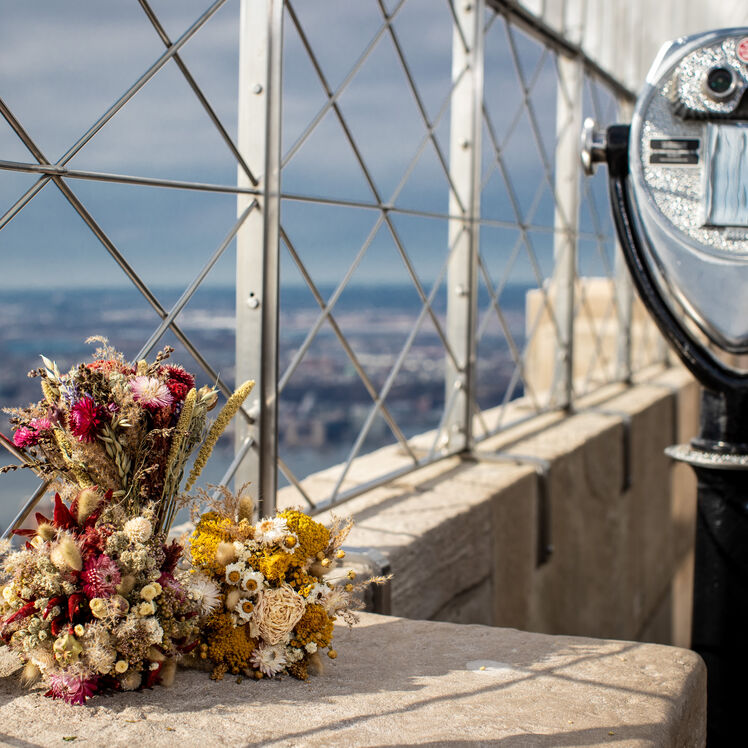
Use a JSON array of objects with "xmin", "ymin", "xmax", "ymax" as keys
[
  {"xmin": 0, "ymin": 613, "xmax": 706, "ymax": 746},
  {"xmin": 282, "ymin": 364, "xmax": 699, "ymax": 650}
]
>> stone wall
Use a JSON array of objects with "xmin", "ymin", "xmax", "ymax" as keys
[{"xmin": 279, "ymin": 365, "xmax": 699, "ymax": 648}]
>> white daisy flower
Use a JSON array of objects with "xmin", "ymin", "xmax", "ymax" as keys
[
  {"xmin": 240, "ymin": 569, "xmax": 265, "ymax": 595},
  {"xmin": 225, "ymin": 561, "xmax": 245, "ymax": 587},
  {"xmin": 254, "ymin": 516, "xmax": 289, "ymax": 546},
  {"xmin": 187, "ymin": 573, "xmax": 221, "ymax": 615},
  {"xmin": 278, "ymin": 531, "xmax": 299, "ymax": 554},
  {"xmin": 234, "ymin": 597, "xmax": 257, "ymax": 623},
  {"xmin": 250, "ymin": 643, "xmax": 287, "ymax": 677}
]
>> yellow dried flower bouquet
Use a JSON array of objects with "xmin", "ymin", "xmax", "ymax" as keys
[{"xmin": 183, "ymin": 486, "xmax": 388, "ymax": 681}]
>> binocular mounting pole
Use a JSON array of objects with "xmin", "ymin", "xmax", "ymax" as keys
[{"xmin": 585, "ymin": 122, "xmax": 748, "ymax": 745}]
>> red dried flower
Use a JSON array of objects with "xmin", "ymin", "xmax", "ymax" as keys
[
  {"xmin": 163, "ymin": 366, "xmax": 195, "ymax": 403},
  {"xmin": 80, "ymin": 524, "xmax": 112, "ymax": 555},
  {"xmin": 166, "ymin": 380, "xmax": 190, "ymax": 401},
  {"xmin": 52, "ymin": 493, "xmax": 77, "ymax": 531},
  {"xmin": 81, "ymin": 554, "xmax": 121, "ymax": 599},
  {"xmin": 69, "ymin": 396, "xmax": 106, "ymax": 443},
  {"xmin": 46, "ymin": 673, "xmax": 99, "ymax": 706},
  {"xmin": 163, "ymin": 366, "xmax": 195, "ymax": 389}
]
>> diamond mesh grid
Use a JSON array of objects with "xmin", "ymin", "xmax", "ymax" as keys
[{"xmin": 0, "ymin": 0, "xmax": 660, "ymax": 527}]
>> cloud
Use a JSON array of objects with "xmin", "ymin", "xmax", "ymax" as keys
[{"xmin": 0, "ymin": 0, "xmax": 562, "ymax": 288}]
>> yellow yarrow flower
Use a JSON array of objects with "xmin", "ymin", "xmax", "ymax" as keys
[
  {"xmin": 256, "ymin": 551, "xmax": 293, "ymax": 583},
  {"xmin": 279, "ymin": 510, "xmax": 330, "ymax": 564},
  {"xmin": 204, "ymin": 612, "xmax": 257, "ymax": 676},
  {"xmin": 190, "ymin": 512, "xmax": 233, "ymax": 575},
  {"xmin": 293, "ymin": 603, "xmax": 334, "ymax": 649}
]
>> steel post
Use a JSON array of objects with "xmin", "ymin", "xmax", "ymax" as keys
[
  {"xmin": 551, "ymin": 53, "xmax": 582, "ymax": 408},
  {"xmin": 445, "ymin": 0, "xmax": 484, "ymax": 452},
  {"xmin": 235, "ymin": 0, "xmax": 283, "ymax": 516},
  {"xmin": 614, "ymin": 99, "xmax": 633, "ymax": 382}
]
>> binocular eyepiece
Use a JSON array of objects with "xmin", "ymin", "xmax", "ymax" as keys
[{"xmin": 582, "ymin": 28, "xmax": 748, "ymax": 357}]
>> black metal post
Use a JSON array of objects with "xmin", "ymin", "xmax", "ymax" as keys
[
  {"xmin": 685, "ymin": 389, "xmax": 748, "ymax": 745},
  {"xmin": 603, "ymin": 134, "xmax": 748, "ymax": 743}
]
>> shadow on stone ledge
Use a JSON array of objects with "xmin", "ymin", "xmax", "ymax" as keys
[{"xmin": 0, "ymin": 613, "xmax": 704, "ymax": 747}]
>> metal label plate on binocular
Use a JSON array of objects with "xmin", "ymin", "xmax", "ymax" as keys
[{"xmin": 630, "ymin": 29, "xmax": 748, "ymax": 352}]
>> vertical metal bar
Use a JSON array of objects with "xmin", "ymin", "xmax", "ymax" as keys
[
  {"xmin": 445, "ymin": 0, "xmax": 484, "ymax": 453},
  {"xmin": 615, "ymin": 96, "xmax": 634, "ymax": 382},
  {"xmin": 550, "ymin": 50, "xmax": 583, "ymax": 408},
  {"xmin": 235, "ymin": 0, "xmax": 283, "ymax": 517}
]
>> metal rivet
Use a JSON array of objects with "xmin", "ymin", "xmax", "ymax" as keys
[
  {"xmin": 460, "ymin": 138, "xmax": 470, "ymax": 150},
  {"xmin": 253, "ymin": 84, "xmax": 263, "ymax": 94},
  {"xmin": 247, "ymin": 294, "xmax": 260, "ymax": 309},
  {"xmin": 463, "ymin": 2, "xmax": 473, "ymax": 11}
]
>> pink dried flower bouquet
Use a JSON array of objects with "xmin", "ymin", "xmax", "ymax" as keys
[
  {"xmin": 0, "ymin": 489, "xmax": 199, "ymax": 705},
  {"xmin": 1, "ymin": 338, "xmax": 250, "ymax": 533}
]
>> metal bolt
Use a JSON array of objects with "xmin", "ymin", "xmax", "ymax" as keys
[
  {"xmin": 247, "ymin": 293, "xmax": 260, "ymax": 309},
  {"xmin": 253, "ymin": 83, "xmax": 263, "ymax": 94},
  {"xmin": 463, "ymin": 2, "xmax": 473, "ymax": 11},
  {"xmin": 460, "ymin": 138, "xmax": 470, "ymax": 150}
]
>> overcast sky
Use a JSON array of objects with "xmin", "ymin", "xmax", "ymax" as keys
[{"xmin": 0, "ymin": 0, "xmax": 615, "ymax": 291}]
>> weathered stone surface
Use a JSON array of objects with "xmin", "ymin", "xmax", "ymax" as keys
[
  {"xmin": 288, "ymin": 366, "xmax": 699, "ymax": 641},
  {"xmin": 324, "ymin": 459, "xmax": 534, "ymax": 622},
  {"xmin": 491, "ymin": 470, "xmax": 538, "ymax": 629},
  {"xmin": 0, "ymin": 613, "xmax": 705, "ymax": 747},
  {"xmin": 432, "ymin": 575, "xmax": 494, "ymax": 625}
]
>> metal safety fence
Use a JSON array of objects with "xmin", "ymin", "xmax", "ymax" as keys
[{"xmin": 0, "ymin": 0, "xmax": 665, "ymax": 530}]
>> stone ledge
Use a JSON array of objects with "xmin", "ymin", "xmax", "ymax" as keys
[
  {"xmin": 303, "ymin": 365, "xmax": 698, "ymax": 643},
  {"xmin": 0, "ymin": 613, "xmax": 705, "ymax": 747}
]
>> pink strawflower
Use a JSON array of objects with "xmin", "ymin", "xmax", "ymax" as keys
[
  {"xmin": 29, "ymin": 417, "xmax": 52, "ymax": 432},
  {"xmin": 13, "ymin": 417, "xmax": 54, "ymax": 448},
  {"xmin": 69, "ymin": 396, "xmax": 105, "ymax": 443},
  {"xmin": 46, "ymin": 673, "xmax": 99, "ymax": 705},
  {"xmin": 81, "ymin": 554, "xmax": 121, "ymax": 598},
  {"xmin": 129, "ymin": 376, "xmax": 173, "ymax": 409},
  {"xmin": 13, "ymin": 426, "xmax": 38, "ymax": 448}
]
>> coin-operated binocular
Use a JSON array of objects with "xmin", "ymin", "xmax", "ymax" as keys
[{"xmin": 582, "ymin": 28, "xmax": 748, "ymax": 743}]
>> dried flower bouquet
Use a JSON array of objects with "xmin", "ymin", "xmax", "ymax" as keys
[
  {"xmin": 0, "ymin": 489, "xmax": 200, "ymax": 704},
  {"xmin": 0, "ymin": 340, "xmax": 255, "ymax": 703},
  {"xmin": 184, "ymin": 486, "xmax": 388, "ymax": 682},
  {"xmin": 3, "ymin": 337, "xmax": 254, "ymax": 534}
]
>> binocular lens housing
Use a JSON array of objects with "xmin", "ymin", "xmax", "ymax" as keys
[
  {"xmin": 628, "ymin": 29, "xmax": 748, "ymax": 353},
  {"xmin": 705, "ymin": 66, "xmax": 736, "ymax": 99}
]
